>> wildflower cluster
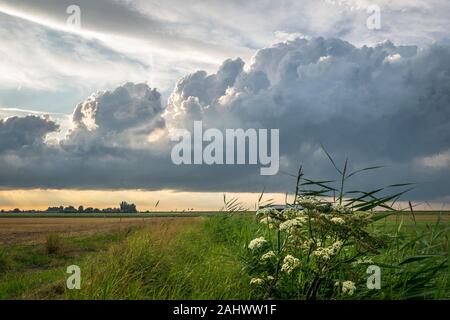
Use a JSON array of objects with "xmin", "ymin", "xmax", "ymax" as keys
[
  {"xmin": 341, "ymin": 281, "xmax": 356, "ymax": 295},
  {"xmin": 260, "ymin": 251, "xmax": 276, "ymax": 261},
  {"xmin": 245, "ymin": 195, "xmax": 381, "ymax": 299},
  {"xmin": 313, "ymin": 240, "xmax": 343, "ymax": 261},
  {"xmin": 248, "ymin": 237, "xmax": 267, "ymax": 250},
  {"xmin": 280, "ymin": 255, "xmax": 300, "ymax": 274}
]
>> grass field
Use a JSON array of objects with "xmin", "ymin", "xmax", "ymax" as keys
[
  {"xmin": 0, "ymin": 216, "xmax": 203, "ymax": 244},
  {"xmin": 0, "ymin": 212, "xmax": 448, "ymax": 300}
]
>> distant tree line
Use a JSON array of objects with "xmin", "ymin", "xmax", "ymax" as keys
[{"xmin": 0, "ymin": 201, "xmax": 138, "ymax": 214}]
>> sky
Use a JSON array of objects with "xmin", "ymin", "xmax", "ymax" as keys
[{"xmin": 0, "ymin": 0, "xmax": 449, "ymax": 210}]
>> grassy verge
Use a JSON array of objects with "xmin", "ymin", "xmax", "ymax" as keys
[
  {"xmin": 0, "ymin": 227, "xmax": 139, "ymax": 299},
  {"xmin": 363, "ymin": 217, "xmax": 449, "ymax": 299},
  {"xmin": 60, "ymin": 214, "xmax": 450, "ymax": 300},
  {"xmin": 0, "ymin": 214, "xmax": 448, "ymax": 300},
  {"xmin": 67, "ymin": 216, "xmax": 253, "ymax": 299}
]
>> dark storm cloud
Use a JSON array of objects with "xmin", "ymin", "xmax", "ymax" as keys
[
  {"xmin": 164, "ymin": 38, "xmax": 450, "ymax": 200},
  {"xmin": 0, "ymin": 38, "xmax": 449, "ymax": 202},
  {"xmin": 0, "ymin": 115, "xmax": 59, "ymax": 151}
]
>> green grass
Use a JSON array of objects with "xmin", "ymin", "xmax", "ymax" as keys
[
  {"xmin": 67, "ymin": 216, "xmax": 254, "ymax": 299},
  {"xmin": 362, "ymin": 217, "xmax": 449, "ymax": 299},
  {"xmin": 0, "ymin": 214, "xmax": 448, "ymax": 300},
  {"xmin": 0, "ymin": 228, "xmax": 139, "ymax": 299}
]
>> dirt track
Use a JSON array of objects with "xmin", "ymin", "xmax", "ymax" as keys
[{"xmin": 0, "ymin": 217, "xmax": 201, "ymax": 245}]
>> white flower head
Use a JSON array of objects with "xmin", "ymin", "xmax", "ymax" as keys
[
  {"xmin": 282, "ymin": 207, "xmax": 303, "ymax": 218},
  {"xmin": 280, "ymin": 255, "xmax": 300, "ymax": 274},
  {"xmin": 261, "ymin": 250, "xmax": 277, "ymax": 261},
  {"xmin": 248, "ymin": 237, "xmax": 267, "ymax": 250},
  {"xmin": 331, "ymin": 240, "xmax": 344, "ymax": 252},
  {"xmin": 341, "ymin": 280, "xmax": 356, "ymax": 295},
  {"xmin": 313, "ymin": 247, "xmax": 331, "ymax": 260},
  {"xmin": 256, "ymin": 207, "xmax": 277, "ymax": 217},
  {"xmin": 313, "ymin": 241, "xmax": 343, "ymax": 260},
  {"xmin": 330, "ymin": 217, "xmax": 345, "ymax": 225},
  {"xmin": 332, "ymin": 203, "xmax": 351, "ymax": 214},
  {"xmin": 297, "ymin": 196, "xmax": 321, "ymax": 209},
  {"xmin": 250, "ymin": 278, "xmax": 264, "ymax": 285},
  {"xmin": 279, "ymin": 217, "xmax": 307, "ymax": 232}
]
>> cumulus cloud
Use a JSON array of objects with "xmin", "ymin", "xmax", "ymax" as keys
[
  {"xmin": 167, "ymin": 37, "xmax": 450, "ymax": 199},
  {"xmin": 68, "ymin": 83, "xmax": 165, "ymax": 147},
  {"xmin": 0, "ymin": 115, "xmax": 59, "ymax": 151},
  {"xmin": 165, "ymin": 58, "xmax": 244, "ymax": 128},
  {"xmin": 2, "ymin": 0, "xmax": 450, "ymax": 120},
  {"xmin": 0, "ymin": 38, "xmax": 450, "ymax": 202}
]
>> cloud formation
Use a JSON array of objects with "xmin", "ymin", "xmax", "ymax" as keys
[
  {"xmin": 0, "ymin": 38, "xmax": 450, "ymax": 203},
  {"xmin": 68, "ymin": 82, "xmax": 165, "ymax": 148},
  {"xmin": 0, "ymin": 115, "xmax": 59, "ymax": 151},
  {"xmin": 163, "ymin": 37, "xmax": 450, "ymax": 198},
  {"xmin": 2, "ymin": 0, "xmax": 450, "ymax": 93},
  {"xmin": 2, "ymin": 0, "xmax": 450, "ymax": 122}
]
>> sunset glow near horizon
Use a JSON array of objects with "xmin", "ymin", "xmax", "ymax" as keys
[
  {"xmin": 0, "ymin": 190, "xmax": 448, "ymax": 212},
  {"xmin": 0, "ymin": 189, "xmax": 288, "ymax": 211}
]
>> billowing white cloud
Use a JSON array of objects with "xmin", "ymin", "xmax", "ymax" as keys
[
  {"xmin": 2, "ymin": 0, "xmax": 450, "ymax": 93},
  {"xmin": 1, "ymin": 0, "xmax": 450, "ymax": 118},
  {"xmin": 163, "ymin": 37, "xmax": 450, "ymax": 200},
  {"xmin": 70, "ymin": 83, "xmax": 164, "ymax": 135},
  {"xmin": 0, "ymin": 37, "xmax": 450, "ymax": 203}
]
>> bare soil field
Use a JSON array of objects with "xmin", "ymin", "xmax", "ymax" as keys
[{"xmin": 0, "ymin": 217, "xmax": 202, "ymax": 245}]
